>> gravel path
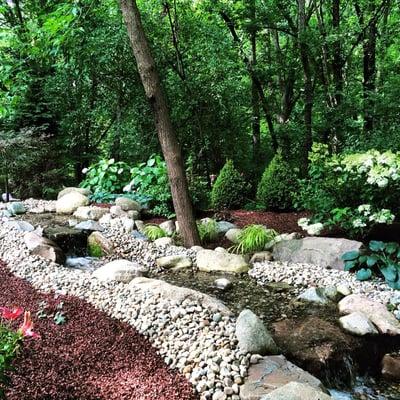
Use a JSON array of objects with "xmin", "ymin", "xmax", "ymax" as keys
[{"xmin": 0, "ymin": 261, "xmax": 197, "ymax": 400}]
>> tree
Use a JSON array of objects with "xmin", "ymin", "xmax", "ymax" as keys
[{"xmin": 118, "ymin": 0, "xmax": 200, "ymax": 247}]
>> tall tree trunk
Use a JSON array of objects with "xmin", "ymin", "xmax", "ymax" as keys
[
  {"xmin": 119, "ymin": 0, "xmax": 200, "ymax": 247},
  {"xmin": 250, "ymin": 0, "xmax": 260, "ymax": 161},
  {"xmin": 298, "ymin": 0, "xmax": 313, "ymax": 173}
]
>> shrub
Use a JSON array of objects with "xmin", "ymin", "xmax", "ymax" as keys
[
  {"xmin": 80, "ymin": 159, "xmax": 131, "ymax": 194},
  {"xmin": 143, "ymin": 224, "xmax": 168, "ymax": 241},
  {"xmin": 230, "ymin": 224, "xmax": 277, "ymax": 254},
  {"xmin": 298, "ymin": 144, "xmax": 400, "ymax": 237},
  {"xmin": 124, "ymin": 155, "xmax": 174, "ymax": 218},
  {"xmin": 342, "ymin": 241, "xmax": 400, "ymax": 289},
  {"xmin": 211, "ymin": 160, "xmax": 248, "ymax": 210},
  {"xmin": 197, "ymin": 219, "xmax": 219, "ymax": 244},
  {"xmin": 256, "ymin": 152, "xmax": 299, "ymax": 210},
  {"xmin": 189, "ymin": 175, "xmax": 211, "ymax": 211}
]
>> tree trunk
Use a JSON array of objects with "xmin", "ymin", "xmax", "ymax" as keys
[
  {"xmin": 250, "ymin": 0, "xmax": 260, "ymax": 161},
  {"xmin": 119, "ymin": 0, "xmax": 200, "ymax": 247},
  {"xmin": 298, "ymin": 0, "xmax": 313, "ymax": 173}
]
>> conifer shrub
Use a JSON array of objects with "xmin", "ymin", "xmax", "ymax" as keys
[
  {"xmin": 211, "ymin": 160, "xmax": 248, "ymax": 210},
  {"xmin": 256, "ymin": 152, "xmax": 299, "ymax": 210}
]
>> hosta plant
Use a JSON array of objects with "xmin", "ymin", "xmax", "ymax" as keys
[
  {"xmin": 230, "ymin": 224, "xmax": 277, "ymax": 254},
  {"xmin": 342, "ymin": 241, "xmax": 400, "ymax": 289}
]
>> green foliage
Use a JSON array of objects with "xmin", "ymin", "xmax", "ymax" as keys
[
  {"xmin": 0, "ymin": 323, "xmax": 21, "ymax": 396},
  {"xmin": 188, "ymin": 176, "xmax": 211, "ymax": 211},
  {"xmin": 88, "ymin": 242, "xmax": 103, "ymax": 258},
  {"xmin": 197, "ymin": 219, "xmax": 219, "ymax": 244},
  {"xmin": 256, "ymin": 153, "xmax": 299, "ymax": 210},
  {"xmin": 230, "ymin": 224, "xmax": 277, "ymax": 254},
  {"xmin": 298, "ymin": 144, "xmax": 400, "ymax": 237},
  {"xmin": 126, "ymin": 155, "xmax": 174, "ymax": 218},
  {"xmin": 342, "ymin": 241, "xmax": 400, "ymax": 289},
  {"xmin": 80, "ymin": 159, "xmax": 131, "ymax": 194},
  {"xmin": 143, "ymin": 224, "xmax": 168, "ymax": 241},
  {"xmin": 89, "ymin": 191, "xmax": 151, "ymax": 208},
  {"xmin": 211, "ymin": 160, "xmax": 248, "ymax": 210}
]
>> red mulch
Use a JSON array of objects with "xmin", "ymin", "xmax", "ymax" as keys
[{"xmin": 0, "ymin": 261, "xmax": 197, "ymax": 400}]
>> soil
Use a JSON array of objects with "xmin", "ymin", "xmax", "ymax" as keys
[{"xmin": 0, "ymin": 260, "xmax": 197, "ymax": 400}]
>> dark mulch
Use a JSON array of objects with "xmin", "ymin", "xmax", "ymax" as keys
[{"xmin": 0, "ymin": 261, "xmax": 197, "ymax": 400}]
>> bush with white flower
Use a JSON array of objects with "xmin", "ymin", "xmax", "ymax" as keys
[
  {"xmin": 80, "ymin": 158, "xmax": 131, "ymax": 194},
  {"xmin": 297, "ymin": 144, "xmax": 400, "ymax": 238}
]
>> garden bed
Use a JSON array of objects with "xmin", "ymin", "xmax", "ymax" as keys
[{"xmin": 0, "ymin": 260, "xmax": 196, "ymax": 400}]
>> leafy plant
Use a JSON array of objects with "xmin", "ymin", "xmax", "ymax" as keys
[
  {"xmin": 197, "ymin": 219, "xmax": 219, "ymax": 244},
  {"xmin": 342, "ymin": 241, "xmax": 400, "ymax": 289},
  {"xmin": 89, "ymin": 191, "xmax": 152, "ymax": 208},
  {"xmin": 143, "ymin": 224, "xmax": 168, "ymax": 241},
  {"xmin": 81, "ymin": 159, "xmax": 131, "ymax": 194},
  {"xmin": 211, "ymin": 160, "xmax": 248, "ymax": 210},
  {"xmin": 230, "ymin": 224, "xmax": 277, "ymax": 254},
  {"xmin": 124, "ymin": 155, "xmax": 174, "ymax": 218},
  {"xmin": 257, "ymin": 152, "xmax": 299, "ymax": 210}
]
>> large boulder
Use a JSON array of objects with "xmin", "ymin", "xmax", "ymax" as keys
[
  {"xmin": 73, "ymin": 206, "xmax": 108, "ymax": 221},
  {"xmin": 240, "ymin": 355, "xmax": 326, "ymax": 399},
  {"xmin": 6, "ymin": 202, "xmax": 26, "ymax": 215},
  {"xmin": 56, "ymin": 192, "xmax": 89, "ymax": 214},
  {"xmin": 92, "ymin": 259, "xmax": 148, "ymax": 283},
  {"xmin": 6, "ymin": 220, "xmax": 34, "ymax": 232},
  {"xmin": 338, "ymin": 294, "xmax": 400, "ymax": 335},
  {"xmin": 159, "ymin": 220, "xmax": 176, "ymax": 236},
  {"xmin": 31, "ymin": 244, "xmax": 65, "ymax": 264},
  {"xmin": 197, "ymin": 249, "xmax": 249, "ymax": 274},
  {"xmin": 261, "ymin": 382, "xmax": 332, "ymax": 400},
  {"xmin": 57, "ymin": 187, "xmax": 91, "ymax": 200},
  {"xmin": 339, "ymin": 312, "xmax": 378, "ymax": 336},
  {"xmin": 24, "ymin": 231, "xmax": 58, "ymax": 250},
  {"xmin": 115, "ymin": 197, "xmax": 141, "ymax": 212},
  {"xmin": 156, "ymin": 255, "xmax": 192, "ymax": 270},
  {"xmin": 225, "ymin": 228, "xmax": 242, "ymax": 244},
  {"xmin": 217, "ymin": 221, "xmax": 237, "ymax": 234},
  {"xmin": 272, "ymin": 237, "xmax": 363, "ymax": 270},
  {"xmin": 87, "ymin": 231, "xmax": 113, "ymax": 256},
  {"xmin": 235, "ymin": 309, "xmax": 278, "ymax": 355},
  {"xmin": 128, "ymin": 277, "xmax": 231, "ymax": 314}
]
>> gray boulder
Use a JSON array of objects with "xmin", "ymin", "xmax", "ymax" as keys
[
  {"xmin": 297, "ymin": 287, "xmax": 329, "ymax": 305},
  {"xmin": 75, "ymin": 220, "xmax": 104, "ymax": 232},
  {"xmin": 159, "ymin": 220, "xmax": 176, "ymax": 236},
  {"xmin": 197, "ymin": 249, "xmax": 249, "ymax": 274},
  {"xmin": 6, "ymin": 202, "xmax": 26, "ymax": 215},
  {"xmin": 225, "ymin": 228, "xmax": 242, "ymax": 244},
  {"xmin": 93, "ymin": 259, "xmax": 148, "ymax": 283},
  {"xmin": 73, "ymin": 206, "xmax": 108, "ymax": 221},
  {"xmin": 156, "ymin": 255, "xmax": 192, "ymax": 270},
  {"xmin": 57, "ymin": 187, "xmax": 91, "ymax": 200},
  {"xmin": 338, "ymin": 294, "xmax": 400, "ymax": 335},
  {"xmin": 56, "ymin": 192, "xmax": 89, "ymax": 214},
  {"xmin": 250, "ymin": 251, "xmax": 273, "ymax": 264},
  {"xmin": 87, "ymin": 231, "xmax": 113, "ymax": 256},
  {"xmin": 273, "ymin": 237, "xmax": 363, "ymax": 270},
  {"xmin": 235, "ymin": 309, "xmax": 278, "ymax": 355},
  {"xmin": 261, "ymin": 382, "xmax": 332, "ymax": 400},
  {"xmin": 115, "ymin": 197, "xmax": 141, "ymax": 211},
  {"xmin": 6, "ymin": 220, "xmax": 34, "ymax": 232},
  {"xmin": 154, "ymin": 237, "xmax": 174, "ymax": 247},
  {"xmin": 31, "ymin": 244, "xmax": 65, "ymax": 264},
  {"xmin": 241, "ymin": 355, "xmax": 326, "ymax": 399},
  {"xmin": 339, "ymin": 312, "xmax": 378, "ymax": 336},
  {"xmin": 217, "ymin": 221, "xmax": 237, "ymax": 234}
]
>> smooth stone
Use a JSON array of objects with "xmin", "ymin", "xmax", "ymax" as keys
[
  {"xmin": 214, "ymin": 278, "xmax": 232, "ymax": 291},
  {"xmin": 381, "ymin": 354, "xmax": 400, "ymax": 381},
  {"xmin": 6, "ymin": 202, "xmax": 26, "ymax": 215},
  {"xmin": 87, "ymin": 231, "xmax": 114, "ymax": 256},
  {"xmin": 272, "ymin": 237, "xmax": 363, "ymax": 270},
  {"xmin": 24, "ymin": 232, "xmax": 58, "ymax": 251},
  {"xmin": 93, "ymin": 259, "xmax": 148, "ymax": 283},
  {"xmin": 250, "ymin": 251, "xmax": 273, "ymax": 264},
  {"xmin": 217, "ymin": 221, "xmax": 237, "ymax": 234},
  {"xmin": 127, "ymin": 210, "xmax": 140, "ymax": 219},
  {"xmin": 240, "ymin": 355, "xmax": 326, "ymax": 399},
  {"xmin": 115, "ymin": 197, "xmax": 141, "ymax": 211},
  {"xmin": 57, "ymin": 187, "xmax": 91, "ymax": 200},
  {"xmin": 129, "ymin": 277, "xmax": 231, "ymax": 314},
  {"xmin": 336, "ymin": 284, "xmax": 352, "ymax": 297},
  {"xmin": 159, "ymin": 220, "xmax": 176, "ymax": 236},
  {"xmin": 65, "ymin": 257, "xmax": 96, "ymax": 270},
  {"xmin": 264, "ymin": 232, "xmax": 302, "ymax": 251},
  {"xmin": 75, "ymin": 220, "xmax": 105, "ymax": 232},
  {"xmin": 261, "ymin": 382, "xmax": 332, "ymax": 400},
  {"xmin": 73, "ymin": 206, "xmax": 108, "ymax": 221},
  {"xmin": 235, "ymin": 309, "xmax": 278, "ymax": 355},
  {"xmin": 154, "ymin": 237, "xmax": 174, "ymax": 247},
  {"xmin": 225, "ymin": 228, "xmax": 242, "ymax": 244},
  {"xmin": 323, "ymin": 285, "xmax": 343, "ymax": 302},
  {"xmin": 31, "ymin": 243, "xmax": 65, "ymax": 264},
  {"xmin": 297, "ymin": 287, "xmax": 329, "ymax": 305},
  {"xmin": 338, "ymin": 294, "xmax": 400, "ymax": 335},
  {"xmin": 6, "ymin": 220, "xmax": 34, "ymax": 232},
  {"xmin": 110, "ymin": 205, "xmax": 125, "ymax": 217},
  {"xmin": 156, "ymin": 255, "xmax": 192, "ymax": 270},
  {"xmin": 339, "ymin": 312, "xmax": 378, "ymax": 336},
  {"xmin": 56, "ymin": 192, "xmax": 89, "ymax": 214},
  {"xmin": 197, "ymin": 249, "xmax": 249, "ymax": 274}
]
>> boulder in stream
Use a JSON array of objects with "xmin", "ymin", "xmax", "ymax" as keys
[
  {"xmin": 260, "ymin": 382, "xmax": 332, "ymax": 400},
  {"xmin": 197, "ymin": 249, "xmax": 249, "ymax": 274},
  {"xmin": 93, "ymin": 259, "xmax": 148, "ymax": 283},
  {"xmin": 56, "ymin": 192, "xmax": 89, "ymax": 214}
]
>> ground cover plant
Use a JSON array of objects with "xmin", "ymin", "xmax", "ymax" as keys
[{"xmin": 230, "ymin": 224, "xmax": 277, "ymax": 254}]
